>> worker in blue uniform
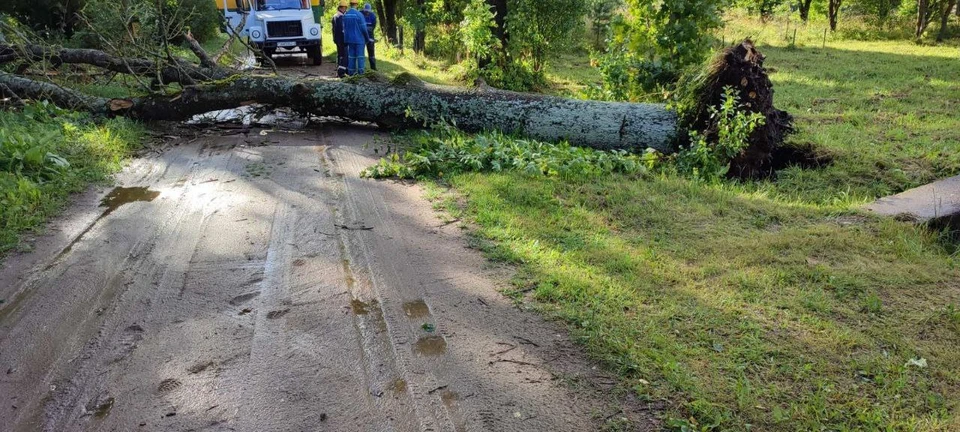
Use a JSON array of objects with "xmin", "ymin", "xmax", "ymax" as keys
[
  {"xmin": 342, "ymin": 0, "xmax": 372, "ymax": 75},
  {"xmin": 332, "ymin": 0, "xmax": 348, "ymax": 77},
  {"xmin": 361, "ymin": 3, "xmax": 377, "ymax": 71}
]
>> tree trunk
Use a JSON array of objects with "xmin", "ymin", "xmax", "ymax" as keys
[
  {"xmin": 487, "ymin": 0, "xmax": 509, "ymax": 48},
  {"xmin": 798, "ymin": 0, "xmax": 813, "ymax": 21},
  {"xmin": 828, "ymin": 0, "xmax": 841, "ymax": 31},
  {"xmin": 937, "ymin": 0, "xmax": 957, "ymax": 41},
  {"xmin": 916, "ymin": 0, "xmax": 933, "ymax": 37},
  {"xmin": 412, "ymin": 0, "xmax": 426, "ymax": 53},
  {"xmin": 413, "ymin": 30, "xmax": 426, "ymax": 53},
  {"xmin": 478, "ymin": 0, "xmax": 508, "ymax": 68},
  {"xmin": 377, "ymin": 0, "xmax": 399, "ymax": 45},
  {"xmin": 0, "ymin": 71, "xmax": 677, "ymax": 152}
]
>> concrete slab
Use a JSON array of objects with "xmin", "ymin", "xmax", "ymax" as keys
[{"xmin": 865, "ymin": 175, "xmax": 960, "ymax": 223}]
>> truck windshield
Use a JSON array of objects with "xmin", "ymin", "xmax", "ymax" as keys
[{"xmin": 258, "ymin": 0, "xmax": 306, "ymax": 10}]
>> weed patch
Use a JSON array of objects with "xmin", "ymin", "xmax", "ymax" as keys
[
  {"xmin": 361, "ymin": 125, "xmax": 656, "ymax": 180},
  {"xmin": 0, "ymin": 102, "xmax": 143, "ymax": 253}
]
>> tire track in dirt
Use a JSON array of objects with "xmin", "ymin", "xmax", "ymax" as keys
[{"xmin": 0, "ymin": 126, "xmax": 660, "ymax": 432}]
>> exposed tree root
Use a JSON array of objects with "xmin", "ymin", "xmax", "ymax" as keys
[{"xmin": 684, "ymin": 40, "xmax": 801, "ymax": 178}]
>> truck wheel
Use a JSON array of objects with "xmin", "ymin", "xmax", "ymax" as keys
[
  {"xmin": 308, "ymin": 45, "xmax": 322, "ymax": 66},
  {"xmin": 257, "ymin": 48, "xmax": 274, "ymax": 64}
]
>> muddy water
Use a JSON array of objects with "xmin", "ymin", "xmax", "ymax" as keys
[
  {"xmin": 413, "ymin": 335, "xmax": 447, "ymax": 357},
  {"xmin": 99, "ymin": 187, "xmax": 160, "ymax": 217},
  {"xmin": 402, "ymin": 299, "xmax": 430, "ymax": 319},
  {"xmin": 350, "ymin": 298, "xmax": 373, "ymax": 315},
  {"xmin": 53, "ymin": 187, "xmax": 160, "ymax": 262}
]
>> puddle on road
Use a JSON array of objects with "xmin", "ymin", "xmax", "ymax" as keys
[
  {"xmin": 341, "ymin": 259, "xmax": 355, "ymax": 288},
  {"xmin": 402, "ymin": 300, "xmax": 430, "ymax": 319},
  {"xmin": 389, "ymin": 378, "xmax": 407, "ymax": 395},
  {"xmin": 45, "ymin": 186, "xmax": 161, "ymax": 271},
  {"xmin": 93, "ymin": 397, "xmax": 115, "ymax": 418},
  {"xmin": 440, "ymin": 389, "xmax": 459, "ymax": 407},
  {"xmin": 350, "ymin": 299, "xmax": 373, "ymax": 315},
  {"xmin": 414, "ymin": 335, "xmax": 447, "ymax": 357},
  {"xmin": 100, "ymin": 187, "xmax": 161, "ymax": 218}
]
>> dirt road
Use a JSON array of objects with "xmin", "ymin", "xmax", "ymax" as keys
[{"xmin": 0, "ymin": 125, "xmax": 654, "ymax": 431}]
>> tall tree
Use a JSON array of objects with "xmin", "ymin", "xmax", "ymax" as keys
[
  {"xmin": 916, "ymin": 0, "xmax": 936, "ymax": 37},
  {"xmin": 797, "ymin": 0, "xmax": 813, "ymax": 21},
  {"xmin": 936, "ymin": 0, "xmax": 957, "ymax": 40},
  {"xmin": 476, "ymin": 0, "xmax": 508, "ymax": 68},
  {"xmin": 828, "ymin": 0, "xmax": 842, "ymax": 30},
  {"xmin": 413, "ymin": 0, "xmax": 426, "ymax": 52},
  {"xmin": 486, "ymin": 0, "xmax": 509, "ymax": 47},
  {"xmin": 374, "ymin": 0, "xmax": 399, "ymax": 44}
]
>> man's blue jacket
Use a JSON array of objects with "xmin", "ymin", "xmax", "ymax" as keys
[
  {"xmin": 342, "ymin": 8, "xmax": 370, "ymax": 45},
  {"xmin": 362, "ymin": 10, "xmax": 376, "ymax": 34}
]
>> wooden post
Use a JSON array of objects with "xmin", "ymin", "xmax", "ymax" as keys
[{"xmin": 822, "ymin": 28, "xmax": 827, "ymax": 48}]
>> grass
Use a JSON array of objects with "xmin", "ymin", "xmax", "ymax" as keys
[
  {"xmin": 0, "ymin": 103, "xmax": 144, "ymax": 253},
  {"xmin": 723, "ymin": 15, "xmax": 960, "ymax": 204},
  {"xmin": 444, "ymin": 171, "xmax": 959, "ymax": 430},
  {"xmin": 543, "ymin": 49, "xmax": 601, "ymax": 98},
  {"xmin": 395, "ymin": 15, "xmax": 960, "ymax": 432}
]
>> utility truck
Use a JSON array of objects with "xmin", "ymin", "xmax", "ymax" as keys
[{"xmin": 217, "ymin": 0, "xmax": 324, "ymax": 65}]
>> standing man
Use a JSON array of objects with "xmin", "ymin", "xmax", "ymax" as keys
[
  {"xmin": 361, "ymin": 3, "xmax": 377, "ymax": 71},
  {"xmin": 342, "ymin": 0, "xmax": 372, "ymax": 75},
  {"xmin": 332, "ymin": 0, "xmax": 348, "ymax": 78}
]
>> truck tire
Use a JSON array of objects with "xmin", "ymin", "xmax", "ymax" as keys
[
  {"xmin": 308, "ymin": 44, "xmax": 322, "ymax": 66},
  {"xmin": 257, "ymin": 48, "xmax": 274, "ymax": 64}
]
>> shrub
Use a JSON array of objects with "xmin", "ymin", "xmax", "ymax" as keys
[
  {"xmin": 175, "ymin": 0, "xmax": 221, "ymax": 43},
  {"xmin": 78, "ymin": 0, "xmax": 220, "ymax": 49},
  {"xmin": 591, "ymin": 0, "xmax": 724, "ymax": 101},
  {"xmin": 675, "ymin": 87, "xmax": 765, "ymax": 181}
]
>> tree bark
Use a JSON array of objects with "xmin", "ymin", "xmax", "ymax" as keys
[
  {"xmin": 828, "ymin": 0, "xmax": 841, "ymax": 31},
  {"xmin": 798, "ymin": 0, "xmax": 813, "ymax": 21},
  {"xmin": 916, "ymin": 0, "xmax": 935, "ymax": 37},
  {"xmin": 937, "ymin": 0, "xmax": 957, "ymax": 41},
  {"xmin": 377, "ymin": 0, "xmax": 399, "ymax": 45},
  {"xmin": 412, "ymin": 0, "xmax": 427, "ymax": 53},
  {"xmin": 0, "ymin": 71, "xmax": 677, "ymax": 153},
  {"xmin": 478, "ymin": 0, "xmax": 509, "ymax": 68},
  {"xmin": 487, "ymin": 0, "xmax": 509, "ymax": 47}
]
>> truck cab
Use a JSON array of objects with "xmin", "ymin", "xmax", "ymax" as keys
[{"xmin": 218, "ymin": 0, "xmax": 324, "ymax": 65}]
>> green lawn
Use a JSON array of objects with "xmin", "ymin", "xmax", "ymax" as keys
[
  {"xmin": 731, "ymin": 17, "xmax": 960, "ymax": 204},
  {"xmin": 418, "ymin": 21, "xmax": 960, "ymax": 432}
]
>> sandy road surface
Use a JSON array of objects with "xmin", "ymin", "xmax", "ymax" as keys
[{"xmin": 0, "ymin": 125, "xmax": 655, "ymax": 431}]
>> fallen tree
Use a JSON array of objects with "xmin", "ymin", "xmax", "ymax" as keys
[
  {"xmin": 0, "ymin": 39, "xmax": 795, "ymax": 174},
  {"xmin": 0, "ymin": 70, "xmax": 677, "ymax": 152}
]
